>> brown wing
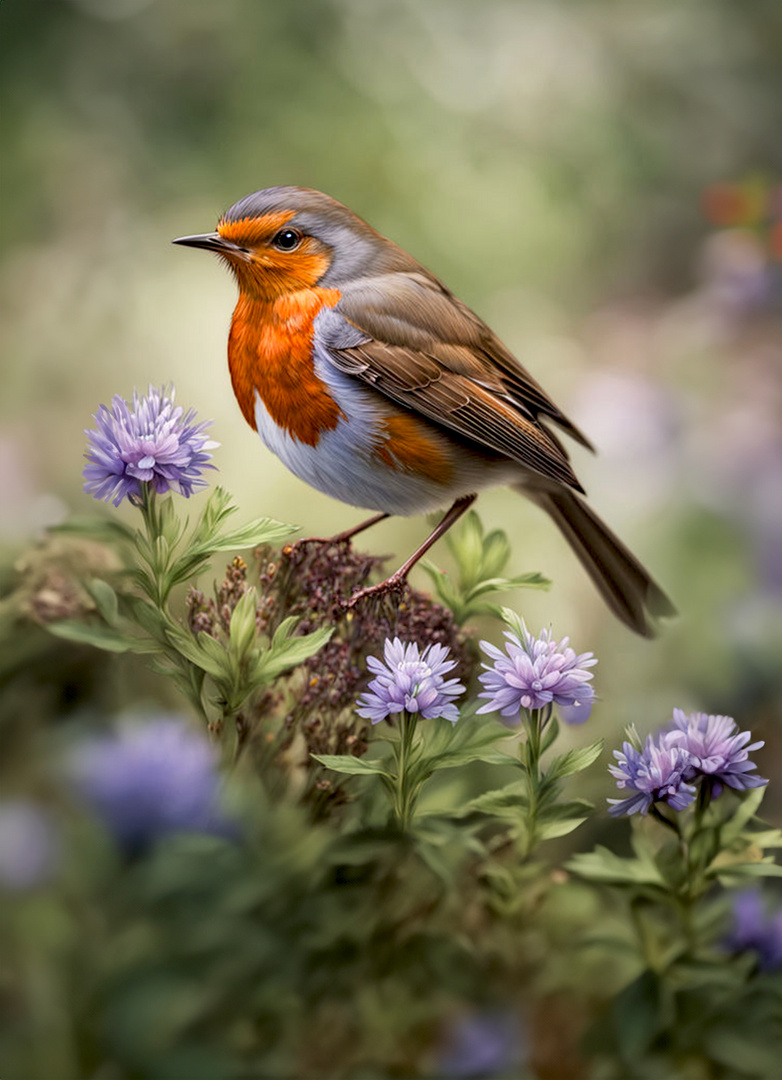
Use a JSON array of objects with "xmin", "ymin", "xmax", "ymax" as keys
[{"xmin": 318, "ymin": 271, "xmax": 590, "ymax": 492}]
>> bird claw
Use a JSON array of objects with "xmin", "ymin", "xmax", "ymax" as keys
[{"xmin": 343, "ymin": 576, "xmax": 407, "ymax": 611}]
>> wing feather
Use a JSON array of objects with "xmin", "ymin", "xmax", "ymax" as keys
[{"xmin": 316, "ymin": 272, "xmax": 589, "ymax": 491}]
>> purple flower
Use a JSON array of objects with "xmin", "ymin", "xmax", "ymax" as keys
[
  {"xmin": 356, "ymin": 638, "xmax": 464, "ymax": 724},
  {"xmin": 0, "ymin": 801, "xmax": 60, "ymax": 891},
  {"xmin": 477, "ymin": 622, "xmax": 596, "ymax": 725},
  {"xmin": 608, "ymin": 733, "xmax": 697, "ymax": 817},
  {"xmin": 83, "ymin": 385, "xmax": 217, "ymax": 506},
  {"xmin": 725, "ymin": 889, "xmax": 782, "ymax": 972},
  {"xmin": 666, "ymin": 709, "xmax": 767, "ymax": 794},
  {"xmin": 437, "ymin": 1010, "xmax": 525, "ymax": 1078},
  {"xmin": 68, "ymin": 717, "xmax": 227, "ymax": 851}
]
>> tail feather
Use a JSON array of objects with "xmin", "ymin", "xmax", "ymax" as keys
[{"xmin": 521, "ymin": 487, "xmax": 676, "ymax": 637}]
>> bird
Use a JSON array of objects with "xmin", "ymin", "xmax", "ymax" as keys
[{"xmin": 174, "ymin": 186, "xmax": 675, "ymax": 636}]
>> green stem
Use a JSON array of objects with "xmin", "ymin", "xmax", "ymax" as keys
[
  {"xmin": 683, "ymin": 779, "xmax": 714, "ymax": 904},
  {"xmin": 137, "ymin": 484, "xmax": 210, "ymax": 725},
  {"xmin": 139, "ymin": 485, "xmax": 170, "ymax": 607},
  {"xmin": 395, "ymin": 712, "xmax": 418, "ymax": 830},
  {"xmin": 521, "ymin": 707, "xmax": 545, "ymax": 857}
]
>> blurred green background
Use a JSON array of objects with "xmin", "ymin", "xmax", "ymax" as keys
[{"xmin": 2, "ymin": 0, "xmax": 781, "ymax": 814}]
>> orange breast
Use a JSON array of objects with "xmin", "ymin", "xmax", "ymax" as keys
[
  {"xmin": 373, "ymin": 413, "xmax": 454, "ymax": 486},
  {"xmin": 228, "ymin": 288, "xmax": 345, "ymax": 446}
]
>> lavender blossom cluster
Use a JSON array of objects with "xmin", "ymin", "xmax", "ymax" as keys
[
  {"xmin": 83, "ymin": 385, "xmax": 216, "ymax": 506},
  {"xmin": 608, "ymin": 709, "xmax": 767, "ymax": 817},
  {"xmin": 476, "ymin": 621, "xmax": 596, "ymax": 725},
  {"xmin": 725, "ymin": 889, "xmax": 782, "ymax": 972},
  {"xmin": 357, "ymin": 638, "xmax": 465, "ymax": 724},
  {"xmin": 68, "ymin": 717, "xmax": 229, "ymax": 851}
]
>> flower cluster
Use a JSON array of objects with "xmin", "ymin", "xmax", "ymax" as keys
[
  {"xmin": 477, "ymin": 621, "xmax": 596, "ymax": 725},
  {"xmin": 357, "ymin": 638, "xmax": 465, "ymax": 724},
  {"xmin": 608, "ymin": 735, "xmax": 696, "ymax": 817},
  {"xmin": 609, "ymin": 710, "xmax": 767, "ymax": 817},
  {"xmin": 667, "ymin": 709, "xmax": 767, "ymax": 794},
  {"xmin": 68, "ymin": 717, "xmax": 229, "ymax": 851},
  {"xmin": 83, "ymin": 385, "xmax": 216, "ymax": 506},
  {"xmin": 437, "ymin": 1010, "xmax": 525, "ymax": 1078},
  {"xmin": 725, "ymin": 889, "xmax": 782, "ymax": 972}
]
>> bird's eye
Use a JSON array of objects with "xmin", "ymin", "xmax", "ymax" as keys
[{"xmin": 271, "ymin": 228, "xmax": 302, "ymax": 252}]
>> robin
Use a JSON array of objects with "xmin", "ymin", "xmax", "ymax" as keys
[{"xmin": 174, "ymin": 186, "xmax": 674, "ymax": 635}]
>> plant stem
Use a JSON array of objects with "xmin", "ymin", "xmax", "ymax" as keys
[
  {"xmin": 395, "ymin": 711, "xmax": 418, "ymax": 830},
  {"xmin": 521, "ymin": 707, "xmax": 545, "ymax": 857},
  {"xmin": 139, "ymin": 486, "xmax": 169, "ymax": 607}
]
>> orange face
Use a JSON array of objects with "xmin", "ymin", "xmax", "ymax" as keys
[{"xmin": 216, "ymin": 211, "xmax": 331, "ymax": 299}]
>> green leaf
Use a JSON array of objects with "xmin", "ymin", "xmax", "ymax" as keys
[
  {"xmin": 449, "ymin": 509, "xmax": 485, "ymax": 589},
  {"xmin": 545, "ymin": 738, "xmax": 604, "ymax": 782},
  {"xmin": 50, "ymin": 516, "xmax": 137, "ymax": 544},
  {"xmin": 162, "ymin": 621, "xmax": 227, "ymax": 679},
  {"xmin": 195, "ymin": 632, "xmax": 233, "ymax": 680},
  {"xmin": 125, "ymin": 596, "xmax": 167, "ymax": 641},
  {"xmin": 189, "ymin": 516, "xmax": 295, "ymax": 558},
  {"xmin": 463, "ymin": 572, "xmax": 550, "ymax": 602},
  {"xmin": 228, "ymin": 587, "xmax": 258, "ymax": 662},
  {"xmin": 312, "ymin": 754, "xmax": 392, "ymax": 779},
  {"xmin": 47, "ymin": 619, "xmax": 135, "ymax": 653},
  {"xmin": 747, "ymin": 828, "xmax": 782, "ymax": 850},
  {"xmin": 461, "ymin": 781, "xmax": 528, "ymax": 817},
  {"xmin": 538, "ymin": 798, "xmax": 594, "ymax": 821},
  {"xmin": 711, "ymin": 860, "xmax": 782, "ymax": 881},
  {"xmin": 253, "ymin": 625, "xmax": 332, "ymax": 683},
  {"xmin": 539, "ymin": 715, "xmax": 560, "ymax": 754},
  {"xmin": 419, "ymin": 562, "xmax": 463, "ymax": 614},
  {"xmin": 612, "ymin": 971, "xmax": 662, "ymax": 1060},
  {"xmin": 422, "ymin": 717, "xmax": 516, "ymax": 772},
  {"xmin": 85, "ymin": 578, "xmax": 120, "ymax": 625},
  {"xmin": 567, "ymin": 845, "xmax": 666, "ymax": 886},
  {"xmin": 479, "ymin": 528, "xmax": 511, "ymax": 579},
  {"xmin": 536, "ymin": 816, "xmax": 588, "ymax": 840},
  {"xmin": 190, "ymin": 486, "xmax": 236, "ymax": 543},
  {"xmin": 719, "ymin": 785, "xmax": 767, "ymax": 844},
  {"xmin": 157, "ymin": 494, "xmax": 183, "ymax": 547}
]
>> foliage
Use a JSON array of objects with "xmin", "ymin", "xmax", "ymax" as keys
[{"xmin": 0, "ymin": 402, "xmax": 780, "ymax": 1079}]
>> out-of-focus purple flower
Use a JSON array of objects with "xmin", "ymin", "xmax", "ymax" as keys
[
  {"xmin": 68, "ymin": 717, "xmax": 227, "ymax": 851},
  {"xmin": 0, "ymin": 801, "xmax": 60, "ymax": 891},
  {"xmin": 725, "ymin": 889, "xmax": 782, "ymax": 972},
  {"xmin": 477, "ymin": 622, "xmax": 596, "ymax": 725},
  {"xmin": 83, "ymin": 386, "xmax": 217, "ymax": 506},
  {"xmin": 608, "ymin": 733, "xmax": 696, "ymax": 817},
  {"xmin": 437, "ymin": 1009, "xmax": 525, "ymax": 1078},
  {"xmin": 667, "ymin": 709, "xmax": 767, "ymax": 794},
  {"xmin": 356, "ymin": 638, "xmax": 464, "ymax": 724}
]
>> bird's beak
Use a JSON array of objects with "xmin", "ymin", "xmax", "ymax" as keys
[{"xmin": 172, "ymin": 232, "xmax": 245, "ymax": 256}]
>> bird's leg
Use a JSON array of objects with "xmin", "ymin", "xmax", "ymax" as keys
[
  {"xmin": 327, "ymin": 512, "xmax": 391, "ymax": 545},
  {"xmin": 345, "ymin": 494, "xmax": 477, "ymax": 608},
  {"xmin": 289, "ymin": 511, "xmax": 391, "ymax": 551}
]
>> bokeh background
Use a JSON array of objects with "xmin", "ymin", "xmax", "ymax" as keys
[{"xmin": 2, "ymin": 0, "xmax": 781, "ymax": 816}]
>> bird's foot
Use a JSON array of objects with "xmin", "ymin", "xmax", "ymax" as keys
[{"xmin": 344, "ymin": 573, "xmax": 408, "ymax": 610}]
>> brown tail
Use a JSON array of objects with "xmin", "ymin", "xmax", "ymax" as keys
[{"xmin": 521, "ymin": 487, "xmax": 676, "ymax": 637}]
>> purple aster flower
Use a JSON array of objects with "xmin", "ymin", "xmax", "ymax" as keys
[
  {"xmin": 666, "ymin": 708, "xmax": 767, "ymax": 794},
  {"xmin": 68, "ymin": 717, "xmax": 228, "ymax": 851},
  {"xmin": 437, "ymin": 1009, "xmax": 525, "ymax": 1078},
  {"xmin": 356, "ymin": 638, "xmax": 464, "ymax": 724},
  {"xmin": 83, "ymin": 385, "xmax": 217, "ymax": 506},
  {"xmin": 477, "ymin": 622, "xmax": 596, "ymax": 725},
  {"xmin": 607, "ymin": 732, "xmax": 697, "ymax": 816},
  {"xmin": 0, "ymin": 801, "xmax": 60, "ymax": 891},
  {"xmin": 725, "ymin": 889, "xmax": 782, "ymax": 972}
]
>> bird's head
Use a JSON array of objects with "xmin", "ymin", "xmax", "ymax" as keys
[{"xmin": 173, "ymin": 186, "xmax": 411, "ymax": 300}]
